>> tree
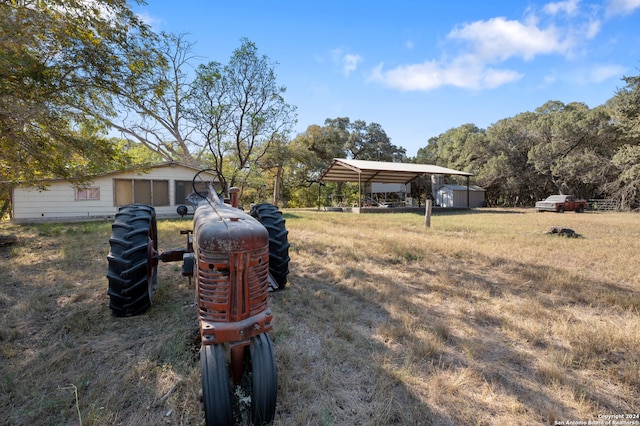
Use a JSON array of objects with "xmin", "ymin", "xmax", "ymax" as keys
[
  {"xmin": 0, "ymin": 0, "xmax": 155, "ymax": 185},
  {"xmin": 608, "ymin": 73, "xmax": 640, "ymax": 141},
  {"xmin": 305, "ymin": 121, "xmax": 350, "ymax": 163},
  {"xmin": 477, "ymin": 112, "xmax": 544, "ymax": 206},
  {"xmin": 604, "ymin": 145, "xmax": 640, "ymax": 210},
  {"xmin": 282, "ymin": 125, "xmax": 345, "ymax": 207},
  {"xmin": 285, "ymin": 119, "xmax": 405, "ymax": 207},
  {"xmin": 104, "ymin": 33, "xmax": 205, "ymax": 166},
  {"xmin": 256, "ymin": 135, "xmax": 290, "ymax": 206},
  {"xmin": 416, "ymin": 123, "xmax": 484, "ymax": 174},
  {"xmin": 602, "ymin": 72, "xmax": 640, "ymax": 209},
  {"xmin": 323, "ymin": 118, "xmax": 406, "ymax": 161},
  {"xmin": 190, "ymin": 38, "xmax": 297, "ymax": 192},
  {"xmin": 527, "ymin": 101, "xmax": 621, "ymax": 199},
  {"xmin": 420, "ymin": 101, "xmax": 624, "ymax": 207}
]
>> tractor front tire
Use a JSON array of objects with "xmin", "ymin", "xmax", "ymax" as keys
[
  {"xmin": 201, "ymin": 344, "xmax": 233, "ymax": 425},
  {"xmin": 107, "ymin": 203, "xmax": 158, "ymax": 317},
  {"xmin": 250, "ymin": 204, "xmax": 290, "ymax": 290},
  {"xmin": 250, "ymin": 333, "xmax": 278, "ymax": 425}
]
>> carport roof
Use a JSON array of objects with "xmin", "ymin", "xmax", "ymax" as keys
[{"xmin": 319, "ymin": 158, "xmax": 472, "ymax": 185}]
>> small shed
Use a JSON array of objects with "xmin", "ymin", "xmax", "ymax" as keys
[
  {"xmin": 11, "ymin": 162, "xmax": 216, "ymax": 223},
  {"xmin": 435, "ymin": 184, "xmax": 485, "ymax": 208}
]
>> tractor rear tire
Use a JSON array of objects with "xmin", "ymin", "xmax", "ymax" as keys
[
  {"xmin": 250, "ymin": 204, "xmax": 290, "ymax": 290},
  {"xmin": 250, "ymin": 333, "xmax": 278, "ymax": 425},
  {"xmin": 106, "ymin": 204, "xmax": 158, "ymax": 317},
  {"xmin": 201, "ymin": 344, "xmax": 233, "ymax": 426}
]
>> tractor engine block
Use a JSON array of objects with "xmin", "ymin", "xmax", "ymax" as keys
[{"xmin": 192, "ymin": 204, "xmax": 273, "ymax": 345}]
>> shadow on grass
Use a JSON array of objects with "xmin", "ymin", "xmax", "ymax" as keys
[
  {"xmin": 269, "ymin": 274, "xmax": 442, "ymax": 425},
  {"xmin": 0, "ymin": 221, "xmax": 203, "ymax": 425},
  {"xmin": 272, "ymin": 240, "xmax": 640, "ymax": 424},
  {"xmin": 4, "ymin": 218, "xmax": 637, "ymax": 425}
]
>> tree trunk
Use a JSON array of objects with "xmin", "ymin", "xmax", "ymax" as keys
[{"xmin": 272, "ymin": 166, "xmax": 283, "ymax": 206}]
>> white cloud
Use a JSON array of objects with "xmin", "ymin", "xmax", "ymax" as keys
[
  {"xmin": 482, "ymin": 68, "xmax": 525, "ymax": 88},
  {"xmin": 368, "ymin": 14, "xmax": 566, "ymax": 92},
  {"xmin": 369, "ymin": 61, "xmax": 443, "ymax": 91},
  {"xmin": 605, "ymin": 0, "xmax": 640, "ymax": 16},
  {"xmin": 136, "ymin": 11, "xmax": 164, "ymax": 29},
  {"xmin": 368, "ymin": 56, "xmax": 522, "ymax": 92},
  {"xmin": 447, "ymin": 16, "xmax": 574, "ymax": 61},
  {"xmin": 540, "ymin": 64, "xmax": 625, "ymax": 88},
  {"xmin": 367, "ymin": 2, "xmax": 627, "ymax": 93},
  {"xmin": 586, "ymin": 64, "xmax": 628, "ymax": 82},
  {"xmin": 330, "ymin": 48, "xmax": 362, "ymax": 77},
  {"xmin": 584, "ymin": 19, "xmax": 602, "ymax": 39},
  {"xmin": 343, "ymin": 53, "xmax": 362, "ymax": 77},
  {"xmin": 543, "ymin": 0, "xmax": 581, "ymax": 16},
  {"xmin": 367, "ymin": 0, "xmax": 619, "ymax": 93}
]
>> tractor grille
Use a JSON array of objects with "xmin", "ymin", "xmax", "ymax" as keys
[{"xmin": 196, "ymin": 246, "xmax": 270, "ymax": 323}]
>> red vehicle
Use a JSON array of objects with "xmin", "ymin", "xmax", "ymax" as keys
[
  {"xmin": 535, "ymin": 194, "xmax": 587, "ymax": 213},
  {"xmin": 107, "ymin": 171, "xmax": 289, "ymax": 425}
]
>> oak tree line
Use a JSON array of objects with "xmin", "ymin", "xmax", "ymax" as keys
[
  {"xmin": 2, "ymin": 0, "xmax": 639, "ymax": 215},
  {"xmin": 415, "ymin": 90, "xmax": 640, "ymax": 209}
]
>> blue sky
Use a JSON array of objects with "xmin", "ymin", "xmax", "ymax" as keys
[{"xmin": 134, "ymin": 0, "xmax": 640, "ymax": 157}]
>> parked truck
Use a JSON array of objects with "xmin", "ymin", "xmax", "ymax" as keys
[{"xmin": 535, "ymin": 194, "xmax": 587, "ymax": 213}]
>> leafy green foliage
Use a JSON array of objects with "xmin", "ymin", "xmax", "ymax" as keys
[
  {"xmin": 106, "ymin": 33, "xmax": 201, "ymax": 166},
  {"xmin": 416, "ymin": 88, "xmax": 638, "ymax": 208},
  {"xmin": 604, "ymin": 145, "xmax": 640, "ymax": 209},
  {"xmin": 190, "ymin": 38, "xmax": 297, "ymax": 192},
  {"xmin": 0, "ymin": 0, "xmax": 154, "ymax": 185},
  {"xmin": 609, "ymin": 74, "xmax": 640, "ymax": 140},
  {"xmin": 2, "ymin": 0, "xmax": 637, "ymax": 211},
  {"xmin": 281, "ymin": 119, "xmax": 405, "ymax": 207},
  {"xmin": 324, "ymin": 117, "xmax": 406, "ymax": 161}
]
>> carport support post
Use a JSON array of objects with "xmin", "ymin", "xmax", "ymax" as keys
[
  {"xmin": 425, "ymin": 199, "xmax": 432, "ymax": 228},
  {"xmin": 358, "ymin": 172, "xmax": 362, "ymax": 208}
]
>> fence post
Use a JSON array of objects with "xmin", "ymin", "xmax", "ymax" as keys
[{"xmin": 425, "ymin": 199, "xmax": 432, "ymax": 228}]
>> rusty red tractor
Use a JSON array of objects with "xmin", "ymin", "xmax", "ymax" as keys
[{"xmin": 106, "ymin": 171, "xmax": 289, "ymax": 425}]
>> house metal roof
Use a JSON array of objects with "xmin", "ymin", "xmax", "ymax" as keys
[
  {"xmin": 5, "ymin": 161, "xmax": 216, "ymax": 185},
  {"xmin": 319, "ymin": 158, "xmax": 472, "ymax": 184}
]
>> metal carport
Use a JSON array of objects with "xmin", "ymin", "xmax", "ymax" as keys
[{"xmin": 319, "ymin": 158, "xmax": 473, "ymax": 208}]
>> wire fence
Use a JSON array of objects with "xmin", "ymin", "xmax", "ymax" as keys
[{"xmin": 588, "ymin": 199, "xmax": 619, "ymax": 212}]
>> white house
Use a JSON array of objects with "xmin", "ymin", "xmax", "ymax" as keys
[{"xmin": 12, "ymin": 162, "xmax": 217, "ymax": 223}]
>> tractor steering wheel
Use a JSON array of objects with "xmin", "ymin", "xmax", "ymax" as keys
[{"xmin": 192, "ymin": 169, "xmax": 226, "ymax": 200}]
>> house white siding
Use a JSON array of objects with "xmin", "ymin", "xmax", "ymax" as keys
[{"xmin": 12, "ymin": 163, "xmax": 216, "ymax": 223}]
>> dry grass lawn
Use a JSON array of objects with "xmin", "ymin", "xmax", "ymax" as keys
[{"xmin": 1, "ymin": 208, "xmax": 639, "ymax": 425}]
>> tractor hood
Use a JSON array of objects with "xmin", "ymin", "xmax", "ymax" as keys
[{"xmin": 192, "ymin": 203, "xmax": 268, "ymax": 253}]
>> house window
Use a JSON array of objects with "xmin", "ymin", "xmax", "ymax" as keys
[
  {"xmin": 114, "ymin": 179, "xmax": 170, "ymax": 206},
  {"xmin": 76, "ymin": 187, "xmax": 100, "ymax": 200},
  {"xmin": 175, "ymin": 180, "xmax": 211, "ymax": 204}
]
